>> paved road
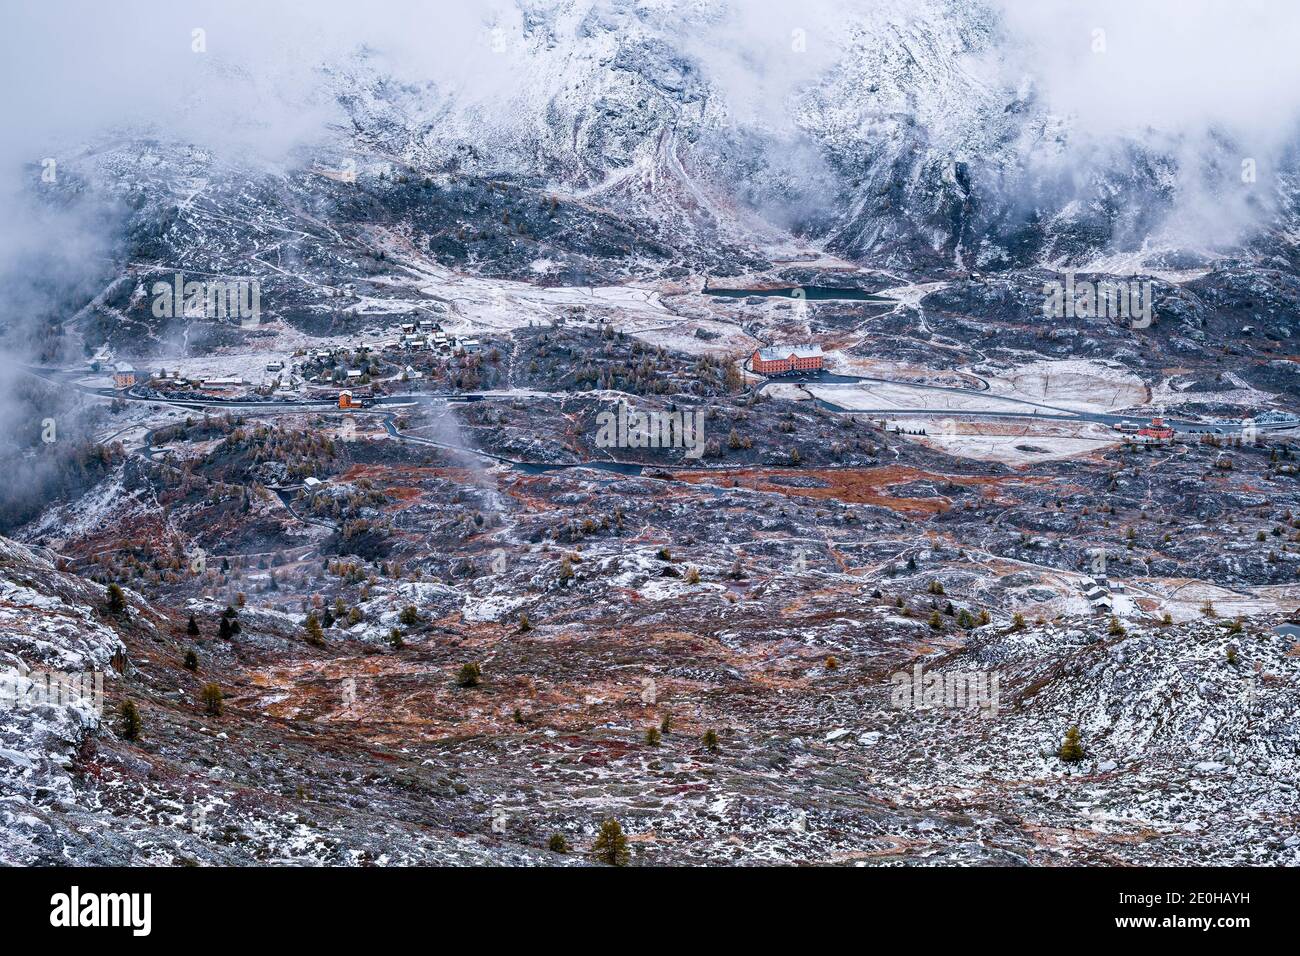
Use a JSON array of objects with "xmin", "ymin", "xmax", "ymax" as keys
[
  {"xmin": 19, "ymin": 363, "xmax": 500, "ymax": 412},
  {"xmin": 24, "ymin": 361, "xmax": 1296, "ymax": 471},
  {"xmin": 762, "ymin": 370, "xmax": 1295, "ymax": 436}
]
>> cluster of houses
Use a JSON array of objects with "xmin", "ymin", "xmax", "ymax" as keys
[
  {"xmin": 116, "ymin": 365, "xmax": 309, "ymax": 397},
  {"xmin": 369, "ymin": 319, "xmax": 481, "ymax": 356},
  {"xmin": 301, "ymin": 322, "xmax": 482, "ymax": 384},
  {"xmin": 102, "ymin": 316, "xmax": 487, "ymax": 395},
  {"xmin": 1111, "ymin": 414, "xmax": 1270, "ymax": 443},
  {"xmin": 1079, "ymin": 574, "xmax": 1113, "ymax": 614},
  {"xmin": 285, "ymin": 321, "xmax": 482, "ymax": 389},
  {"xmin": 114, "ymin": 367, "xmax": 251, "ymax": 393}
]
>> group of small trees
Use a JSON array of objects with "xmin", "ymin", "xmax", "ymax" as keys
[
  {"xmin": 544, "ymin": 819, "xmax": 632, "ymax": 866},
  {"xmin": 884, "ymin": 587, "xmax": 989, "ymax": 632},
  {"xmin": 117, "ymin": 683, "xmax": 224, "ymax": 741},
  {"xmin": 218, "ymin": 606, "xmax": 240, "ymax": 639},
  {"xmin": 0, "ymin": 438, "xmax": 124, "ymax": 534}
]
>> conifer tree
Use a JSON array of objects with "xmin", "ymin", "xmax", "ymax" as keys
[
  {"xmin": 1058, "ymin": 725, "xmax": 1085, "ymax": 762},
  {"xmin": 591, "ymin": 819, "xmax": 630, "ymax": 867},
  {"xmin": 119, "ymin": 700, "xmax": 142, "ymax": 741},
  {"xmin": 304, "ymin": 613, "xmax": 326, "ymax": 647},
  {"xmin": 457, "ymin": 662, "xmax": 482, "ymax": 687}
]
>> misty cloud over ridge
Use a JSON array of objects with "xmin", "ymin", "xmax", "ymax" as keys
[
  {"xmin": 5, "ymin": 1, "xmax": 1297, "ymax": 170},
  {"xmin": 1, "ymin": 0, "xmax": 1299, "ymax": 310},
  {"xmin": 991, "ymin": 0, "xmax": 1300, "ymax": 253},
  {"xmin": 994, "ymin": 0, "xmax": 1300, "ymax": 149}
]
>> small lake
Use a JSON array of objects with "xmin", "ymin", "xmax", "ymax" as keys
[{"xmin": 704, "ymin": 286, "xmax": 890, "ymax": 302}]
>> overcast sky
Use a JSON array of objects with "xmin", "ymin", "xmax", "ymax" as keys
[{"xmin": 3, "ymin": 1, "xmax": 1298, "ymax": 167}]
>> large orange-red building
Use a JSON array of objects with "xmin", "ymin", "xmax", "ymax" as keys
[
  {"xmin": 1138, "ymin": 416, "xmax": 1174, "ymax": 440},
  {"xmin": 112, "ymin": 363, "xmax": 136, "ymax": 389},
  {"xmin": 751, "ymin": 344, "xmax": 823, "ymax": 375}
]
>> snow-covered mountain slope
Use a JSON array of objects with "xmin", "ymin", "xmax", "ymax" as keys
[
  {"xmin": 859, "ymin": 615, "xmax": 1300, "ymax": 864},
  {"xmin": 0, "ymin": 537, "xmax": 130, "ymax": 865},
  {"xmin": 4, "ymin": 521, "xmax": 1298, "ymax": 865},
  {"xmin": 12, "ymin": 0, "xmax": 1300, "ymax": 364},
  {"xmin": 316, "ymin": 0, "xmax": 1300, "ymax": 270}
]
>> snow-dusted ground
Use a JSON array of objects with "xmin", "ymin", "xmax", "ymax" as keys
[
  {"xmin": 1151, "ymin": 372, "xmax": 1278, "ymax": 411},
  {"xmin": 983, "ymin": 359, "xmax": 1149, "ymax": 414},
  {"xmin": 801, "ymin": 358, "xmax": 1149, "ymax": 420},
  {"xmin": 900, "ymin": 418, "xmax": 1119, "ymax": 465},
  {"xmin": 20, "ymin": 471, "xmax": 152, "ymax": 549},
  {"xmin": 808, "ymin": 380, "xmax": 1073, "ymax": 415},
  {"xmin": 0, "ymin": 538, "xmax": 130, "ymax": 866},
  {"xmin": 1070, "ymin": 248, "xmax": 1220, "ymax": 284},
  {"xmin": 1126, "ymin": 579, "xmax": 1300, "ymax": 623}
]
